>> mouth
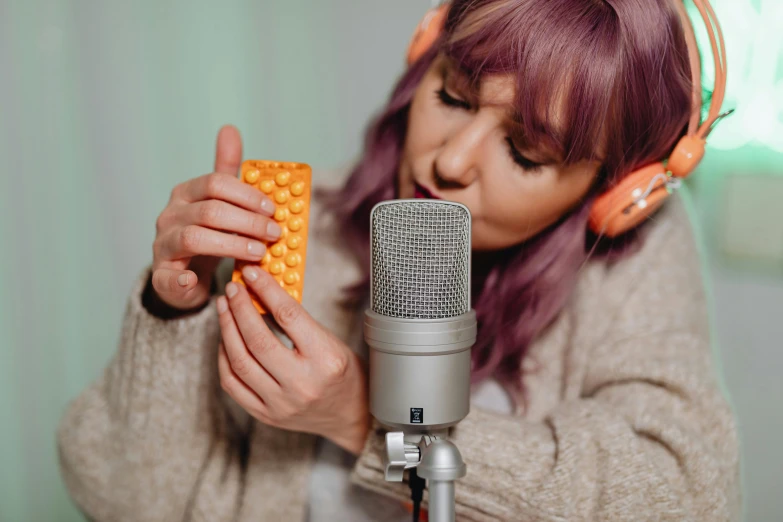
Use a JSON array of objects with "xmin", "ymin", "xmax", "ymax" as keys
[{"xmin": 413, "ymin": 182, "xmax": 441, "ymax": 200}]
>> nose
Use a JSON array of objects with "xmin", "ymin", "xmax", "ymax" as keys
[{"xmin": 433, "ymin": 119, "xmax": 486, "ymax": 188}]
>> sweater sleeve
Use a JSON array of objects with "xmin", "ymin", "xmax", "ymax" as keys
[
  {"xmin": 57, "ymin": 266, "xmax": 251, "ymax": 521},
  {"xmin": 351, "ymin": 200, "xmax": 741, "ymax": 521}
]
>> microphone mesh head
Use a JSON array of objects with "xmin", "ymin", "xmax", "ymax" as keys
[{"xmin": 370, "ymin": 200, "xmax": 471, "ymax": 319}]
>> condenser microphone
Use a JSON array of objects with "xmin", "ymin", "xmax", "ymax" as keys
[
  {"xmin": 364, "ymin": 199, "xmax": 476, "ymax": 431},
  {"xmin": 363, "ymin": 199, "xmax": 476, "ymax": 522}
]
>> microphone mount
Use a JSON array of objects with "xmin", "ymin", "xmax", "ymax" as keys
[{"xmin": 384, "ymin": 431, "xmax": 467, "ymax": 522}]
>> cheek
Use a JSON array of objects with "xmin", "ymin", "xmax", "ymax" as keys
[
  {"xmin": 472, "ymin": 205, "xmax": 551, "ymax": 250},
  {"xmin": 471, "ymin": 175, "xmax": 578, "ymax": 250},
  {"xmin": 406, "ymin": 92, "xmax": 442, "ymax": 157},
  {"xmin": 399, "ymin": 84, "xmax": 442, "ymax": 196}
]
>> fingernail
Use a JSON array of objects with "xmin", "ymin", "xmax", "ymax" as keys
[
  {"xmin": 177, "ymin": 273, "xmax": 189, "ymax": 286},
  {"xmin": 267, "ymin": 222, "xmax": 282, "ymax": 239},
  {"xmin": 225, "ymin": 282, "xmax": 238, "ymax": 298},
  {"xmin": 242, "ymin": 265, "xmax": 259, "ymax": 281},
  {"xmin": 217, "ymin": 296, "xmax": 228, "ymax": 313},
  {"xmin": 248, "ymin": 241, "xmax": 266, "ymax": 257},
  {"xmin": 260, "ymin": 197, "xmax": 276, "ymax": 216}
]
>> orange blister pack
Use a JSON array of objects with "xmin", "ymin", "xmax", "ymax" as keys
[{"xmin": 232, "ymin": 160, "xmax": 312, "ymax": 314}]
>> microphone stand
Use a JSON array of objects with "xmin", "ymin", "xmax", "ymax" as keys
[
  {"xmin": 364, "ymin": 200, "xmax": 475, "ymax": 522},
  {"xmin": 384, "ymin": 429, "xmax": 466, "ymax": 522}
]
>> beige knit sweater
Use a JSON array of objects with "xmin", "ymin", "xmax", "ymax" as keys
[{"xmin": 57, "ymin": 183, "xmax": 741, "ymax": 521}]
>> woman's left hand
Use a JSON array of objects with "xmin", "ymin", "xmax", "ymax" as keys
[{"xmin": 216, "ymin": 265, "xmax": 370, "ymax": 456}]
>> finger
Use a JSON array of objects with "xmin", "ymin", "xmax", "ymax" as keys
[
  {"xmin": 174, "ymin": 200, "xmax": 282, "ymax": 242},
  {"xmin": 217, "ymin": 341, "xmax": 272, "ymax": 422},
  {"xmin": 151, "ymin": 267, "xmax": 205, "ymax": 307},
  {"xmin": 177, "ymin": 172, "xmax": 276, "ymax": 216},
  {"xmin": 217, "ymin": 296, "xmax": 281, "ymax": 396},
  {"xmin": 214, "ymin": 125, "xmax": 243, "ymax": 176},
  {"xmin": 224, "ymin": 281, "xmax": 296, "ymax": 384},
  {"xmin": 157, "ymin": 224, "xmax": 267, "ymax": 262},
  {"xmin": 239, "ymin": 265, "xmax": 318, "ymax": 355}
]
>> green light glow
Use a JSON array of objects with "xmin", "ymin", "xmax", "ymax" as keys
[{"xmin": 689, "ymin": 0, "xmax": 783, "ymax": 153}]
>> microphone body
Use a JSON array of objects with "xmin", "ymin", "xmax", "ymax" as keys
[{"xmin": 364, "ymin": 310, "xmax": 475, "ymax": 431}]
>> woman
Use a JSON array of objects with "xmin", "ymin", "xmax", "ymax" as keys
[{"xmin": 58, "ymin": 0, "xmax": 740, "ymax": 520}]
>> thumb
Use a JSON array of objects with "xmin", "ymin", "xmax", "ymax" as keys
[
  {"xmin": 214, "ymin": 124, "xmax": 243, "ymax": 176},
  {"xmin": 151, "ymin": 267, "xmax": 210, "ymax": 310}
]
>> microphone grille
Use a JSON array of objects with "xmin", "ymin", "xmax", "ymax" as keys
[{"xmin": 370, "ymin": 200, "xmax": 471, "ymax": 319}]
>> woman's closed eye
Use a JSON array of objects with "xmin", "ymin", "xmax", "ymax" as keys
[
  {"xmin": 506, "ymin": 137, "xmax": 544, "ymax": 173},
  {"xmin": 435, "ymin": 87, "xmax": 472, "ymax": 111}
]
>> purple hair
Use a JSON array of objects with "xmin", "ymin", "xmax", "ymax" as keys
[{"xmin": 320, "ymin": 0, "xmax": 694, "ymax": 405}]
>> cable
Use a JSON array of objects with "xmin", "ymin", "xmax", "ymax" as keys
[
  {"xmin": 633, "ymin": 173, "xmax": 683, "ymax": 209},
  {"xmin": 409, "ymin": 466, "xmax": 427, "ymax": 522}
]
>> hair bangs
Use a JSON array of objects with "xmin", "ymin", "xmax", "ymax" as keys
[{"xmin": 443, "ymin": 0, "xmax": 622, "ymax": 166}]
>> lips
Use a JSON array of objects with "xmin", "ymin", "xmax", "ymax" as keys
[{"xmin": 413, "ymin": 182, "xmax": 441, "ymax": 200}]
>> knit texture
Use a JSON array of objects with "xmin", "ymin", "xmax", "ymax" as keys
[{"xmin": 58, "ymin": 180, "xmax": 741, "ymax": 521}]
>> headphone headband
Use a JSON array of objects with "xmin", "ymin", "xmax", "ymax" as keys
[
  {"xmin": 406, "ymin": 1, "xmax": 730, "ymax": 237},
  {"xmin": 691, "ymin": 0, "xmax": 728, "ymax": 140}
]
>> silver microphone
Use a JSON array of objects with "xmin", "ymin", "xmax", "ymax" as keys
[{"xmin": 364, "ymin": 199, "xmax": 476, "ymax": 522}]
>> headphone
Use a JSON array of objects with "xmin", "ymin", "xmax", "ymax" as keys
[{"xmin": 406, "ymin": 1, "xmax": 729, "ymax": 238}]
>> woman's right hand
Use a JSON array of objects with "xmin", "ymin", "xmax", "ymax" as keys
[{"xmin": 150, "ymin": 125, "xmax": 281, "ymax": 311}]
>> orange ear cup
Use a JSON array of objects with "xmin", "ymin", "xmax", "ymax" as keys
[
  {"xmin": 587, "ymin": 133, "xmax": 707, "ymax": 237},
  {"xmin": 588, "ymin": 163, "xmax": 671, "ymax": 237},
  {"xmin": 407, "ymin": 4, "xmax": 449, "ymax": 65}
]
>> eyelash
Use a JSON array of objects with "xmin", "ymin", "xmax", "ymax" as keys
[
  {"xmin": 505, "ymin": 138, "xmax": 544, "ymax": 173},
  {"xmin": 435, "ymin": 87, "xmax": 544, "ymax": 173},
  {"xmin": 436, "ymin": 87, "xmax": 471, "ymax": 110}
]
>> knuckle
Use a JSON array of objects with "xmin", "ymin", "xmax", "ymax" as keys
[
  {"xmin": 274, "ymin": 402, "xmax": 296, "ymax": 420},
  {"xmin": 297, "ymin": 385, "xmax": 319, "ymax": 407},
  {"xmin": 276, "ymin": 303, "xmax": 302, "ymax": 328},
  {"xmin": 323, "ymin": 352, "xmax": 350, "ymax": 381},
  {"xmin": 199, "ymin": 201, "xmax": 222, "ymax": 225},
  {"xmin": 263, "ymin": 401, "xmax": 281, "ymax": 421},
  {"xmin": 247, "ymin": 332, "xmax": 277, "ymax": 358},
  {"xmin": 228, "ymin": 354, "xmax": 253, "ymax": 378},
  {"xmin": 205, "ymin": 173, "xmax": 226, "ymax": 197},
  {"xmin": 180, "ymin": 225, "xmax": 202, "ymax": 251}
]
